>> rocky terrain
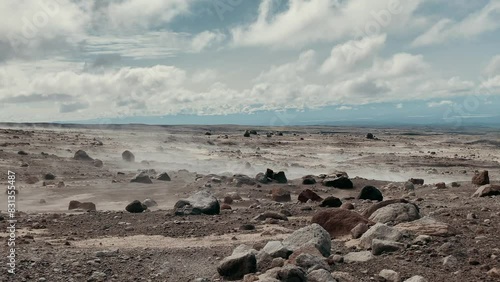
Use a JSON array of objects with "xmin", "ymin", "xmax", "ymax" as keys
[{"xmin": 0, "ymin": 124, "xmax": 499, "ymax": 282}]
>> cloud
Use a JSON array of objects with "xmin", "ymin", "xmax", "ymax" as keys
[
  {"xmin": 60, "ymin": 101, "xmax": 90, "ymax": 113},
  {"xmin": 320, "ymin": 34, "xmax": 386, "ymax": 74},
  {"xmin": 231, "ymin": 0, "xmax": 422, "ymax": 48},
  {"xmin": 337, "ymin": 106, "xmax": 353, "ymax": 110},
  {"xmin": 427, "ymin": 100, "xmax": 453, "ymax": 107},
  {"xmin": 0, "ymin": 93, "xmax": 74, "ymax": 104},
  {"xmin": 396, "ymin": 103, "xmax": 403, "ymax": 108},
  {"xmin": 412, "ymin": 1, "xmax": 500, "ymax": 47},
  {"xmin": 190, "ymin": 31, "xmax": 226, "ymax": 53},
  {"xmin": 484, "ymin": 55, "xmax": 500, "ymax": 76}
]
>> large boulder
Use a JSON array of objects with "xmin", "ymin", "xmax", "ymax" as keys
[
  {"xmin": 472, "ymin": 184, "xmax": 500, "ymax": 197},
  {"xmin": 298, "ymin": 189, "xmax": 322, "ymax": 203},
  {"xmin": 174, "ymin": 191, "xmax": 220, "ymax": 215},
  {"xmin": 359, "ymin": 223, "xmax": 403, "ymax": 249},
  {"xmin": 369, "ymin": 203, "xmax": 420, "ymax": 225},
  {"xmin": 472, "ymin": 170, "xmax": 489, "ymax": 185},
  {"xmin": 361, "ymin": 199, "xmax": 409, "ymax": 218},
  {"xmin": 130, "ymin": 172, "xmax": 153, "ymax": 184},
  {"xmin": 271, "ymin": 187, "xmax": 291, "ymax": 202},
  {"xmin": 74, "ymin": 150, "xmax": 93, "ymax": 161},
  {"xmin": 122, "ymin": 150, "xmax": 135, "ymax": 162},
  {"xmin": 126, "ymin": 200, "xmax": 147, "ymax": 213},
  {"xmin": 217, "ymin": 252, "xmax": 257, "ymax": 280},
  {"xmin": 322, "ymin": 176, "xmax": 353, "ymax": 189},
  {"xmin": 312, "ymin": 209, "xmax": 372, "ymax": 238},
  {"xmin": 260, "ymin": 241, "xmax": 292, "ymax": 259},
  {"xmin": 282, "ymin": 224, "xmax": 332, "ymax": 257},
  {"xmin": 357, "ymin": 185, "xmax": 383, "ymax": 201}
]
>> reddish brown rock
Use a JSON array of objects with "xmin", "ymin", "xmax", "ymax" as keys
[
  {"xmin": 472, "ymin": 184, "xmax": 500, "ymax": 197},
  {"xmin": 68, "ymin": 200, "xmax": 96, "ymax": 211},
  {"xmin": 435, "ymin": 182, "xmax": 446, "ymax": 189},
  {"xmin": 312, "ymin": 208, "xmax": 372, "ymax": 238},
  {"xmin": 223, "ymin": 196, "xmax": 234, "ymax": 204},
  {"xmin": 298, "ymin": 189, "xmax": 323, "ymax": 203},
  {"xmin": 221, "ymin": 204, "xmax": 232, "ymax": 210},
  {"xmin": 341, "ymin": 203, "xmax": 355, "ymax": 210},
  {"xmin": 472, "ymin": 170, "xmax": 489, "ymax": 186},
  {"xmin": 271, "ymin": 187, "xmax": 291, "ymax": 202}
]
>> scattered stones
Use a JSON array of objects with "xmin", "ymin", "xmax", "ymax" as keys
[
  {"xmin": 319, "ymin": 196, "xmax": 342, "ymax": 208},
  {"xmin": 368, "ymin": 203, "xmax": 420, "ymax": 225},
  {"xmin": 74, "ymin": 150, "xmax": 93, "ymax": 161},
  {"xmin": 312, "ymin": 209, "xmax": 371, "ymax": 238},
  {"xmin": 282, "ymin": 224, "xmax": 332, "ymax": 257},
  {"xmin": 174, "ymin": 191, "xmax": 220, "ymax": 215},
  {"xmin": 357, "ymin": 185, "xmax": 383, "ymax": 201},
  {"xmin": 125, "ymin": 200, "xmax": 147, "ymax": 213},
  {"xmin": 271, "ymin": 187, "xmax": 291, "ymax": 202},
  {"xmin": 130, "ymin": 172, "xmax": 153, "ymax": 184},
  {"xmin": 298, "ymin": 189, "xmax": 322, "ymax": 203},
  {"xmin": 157, "ymin": 172, "xmax": 171, "ymax": 181},
  {"xmin": 122, "ymin": 150, "xmax": 135, "ymax": 162}
]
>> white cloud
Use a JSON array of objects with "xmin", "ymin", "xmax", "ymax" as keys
[
  {"xmin": 427, "ymin": 100, "xmax": 453, "ymax": 107},
  {"xmin": 484, "ymin": 55, "xmax": 500, "ymax": 76},
  {"xmin": 412, "ymin": 1, "xmax": 500, "ymax": 47},
  {"xmin": 191, "ymin": 31, "xmax": 226, "ymax": 53},
  {"xmin": 337, "ymin": 106, "xmax": 353, "ymax": 110},
  {"xmin": 231, "ymin": 0, "xmax": 423, "ymax": 48},
  {"xmin": 396, "ymin": 103, "xmax": 403, "ymax": 108},
  {"xmin": 320, "ymin": 34, "xmax": 386, "ymax": 74}
]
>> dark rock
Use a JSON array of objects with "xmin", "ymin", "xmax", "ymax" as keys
[
  {"xmin": 253, "ymin": 212, "xmax": 288, "ymax": 221},
  {"xmin": 319, "ymin": 196, "xmax": 342, "ymax": 208},
  {"xmin": 371, "ymin": 239, "xmax": 403, "ymax": 255},
  {"xmin": 18, "ymin": 150, "xmax": 28, "ymax": 155},
  {"xmin": 126, "ymin": 200, "xmax": 147, "ymax": 213},
  {"xmin": 122, "ymin": 150, "xmax": 135, "ymax": 162},
  {"xmin": 277, "ymin": 265, "xmax": 307, "ymax": 282},
  {"xmin": 205, "ymin": 132, "xmax": 212, "ymax": 136},
  {"xmin": 298, "ymin": 189, "xmax": 323, "ymax": 203},
  {"xmin": 44, "ymin": 173, "xmax": 56, "ymax": 180},
  {"xmin": 302, "ymin": 175, "xmax": 317, "ymax": 185},
  {"xmin": 240, "ymin": 224, "xmax": 255, "ymax": 231},
  {"xmin": 74, "ymin": 150, "xmax": 93, "ymax": 161},
  {"xmin": 322, "ymin": 176, "xmax": 353, "ymax": 189},
  {"xmin": 472, "ymin": 170, "xmax": 489, "ymax": 186},
  {"xmin": 233, "ymin": 174, "xmax": 257, "ymax": 186},
  {"xmin": 341, "ymin": 203, "xmax": 355, "ymax": 210},
  {"xmin": 409, "ymin": 178, "xmax": 425, "ymax": 185},
  {"xmin": 217, "ymin": 252, "xmax": 257, "ymax": 280},
  {"xmin": 130, "ymin": 172, "xmax": 153, "ymax": 184},
  {"xmin": 249, "ymin": 130, "xmax": 258, "ymax": 135},
  {"xmin": 366, "ymin": 133, "xmax": 374, "ymax": 139},
  {"xmin": 68, "ymin": 200, "xmax": 96, "ymax": 211},
  {"xmin": 157, "ymin": 172, "xmax": 171, "ymax": 181},
  {"xmin": 358, "ymin": 185, "xmax": 383, "ymax": 201},
  {"xmin": 93, "ymin": 159, "xmax": 103, "ymax": 168},
  {"xmin": 274, "ymin": 171, "xmax": 288, "ymax": 183},
  {"xmin": 312, "ymin": 209, "xmax": 372, "ymax": 238},
  {"xmin": 244, "ymin": 130, "xmax": 251, "ymax": 137},
  {"xmin": 255, "ymin": 173, "xmax": 271, "ymax": 184}
]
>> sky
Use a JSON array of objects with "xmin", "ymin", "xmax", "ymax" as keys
[{"xmin": 0, "ymin": 0, "xmax": 499, "ymax": 126}]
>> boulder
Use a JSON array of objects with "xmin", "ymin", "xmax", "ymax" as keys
[
  {"xmin": 256, "ymin": 173, "xmax": 271, "ymax": 184},
  {"xmin": 122, "ymin": 150, "xmax": 135, "ymax": 162},
  {"xmin": 126, "ymin": 200, "xmax": 147, "ymax": 213},
  {"xmin": 472, "ymin": 170, "xmax": 489, "ymax": 185},
  {"xmin": 359, "ymin": 223, "xmax": 403, "ymax": 249},
  {"xmin": 217, "ymin": 252, "xmax": 257, "ymax": 280},
  {"xmin": 344, "ymin": 251, "xmax": 374, "ymax": 263},
  {"xmin": 265, "ymin": 169, "xmax": 288, "ymax": 183},
  {"xmin": 74, "ymin": 150, "xmax": 93, "ymax": 161},
  {"xmin": 261, "ymin": 241, "xmax": 292, "ymax": 259},
  {"xmin": 368, "ymin": 203, "xmax": 420, "ymax": 225},
  {"xmin": 298, "ymin": 189, "xmax": 322, "ymax": 203},
  {"xmin": 319, "ymin": 196, "xmax": 342, "ymax": 208},
  {"xmin": 276, "ymin": 265, "xmax": 307, "ymax": 282},
  {"xmin": 361, "ymin": 199, "xmax": 409, "ymax": 218},
  {"xmin": 308, "ymin": 269, "xmax": 336, "ymax": 282},
  {"xmin": 68, "ymin": 200, "xmax": 96, "ymax": 211},
  {"xmin": 174, "ymin": 191, "xmax": 220, "ymax": 215},
  {"xmin": 44, "ymin": 173, "xmax": 56, "ymax": 180},
  {"xmin": 157, "ymin": 172, "xmax": 171, "ymax": 181},
  {"xmin": 366, "ymin": 133, "xmax": 374, "ymax": 139},
  {"xmin": 295, "ymin": 253, "xmax": 330, "ymax": 271},
  {"xmin": 271, "ymin": 187, "xmax": 291, "ymax": 202},
  {"xmin": 322, "ymin": 176, "xmax": 353, "ymax": 189},
  {"xmin": 282, "ymin": 224, "xmax": 331, "ymax": 257},
  {"xmin": 130, "ymin": 172, "xmax": 153, "ymax": 184},
  {"xmin": 243, "ymin": 130, "xmax": 251, "ymax": 137},
  {"xmin": 312, "ymin": 209, "xmax": 371, "ymax": 238},
  {"xmin": 357, "ymin": 186, "xmax": 383, "ymax": 201},
  {"xmin": 379, "ymin": 269, "xmax": 401, "ymax": 282},
  {"xmin": 68, "ymin": 200, "xmax": 81, "ymax": 210},
  {"xmin": 472, "ymin": 184, "xmax": 500, "ymax": 197},
  {"xmin": 435, "ymin": 182, "xmax": 446, "ymax": 189}
]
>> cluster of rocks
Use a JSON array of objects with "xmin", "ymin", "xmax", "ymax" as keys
[{"xmin": 256, "ymin": 168, "xmax": 288, "ymax": 184}]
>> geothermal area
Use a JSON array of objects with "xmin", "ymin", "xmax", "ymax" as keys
[{"xmin": 0, "ymin": 124, "xmax": 499, "ymax": 282}]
